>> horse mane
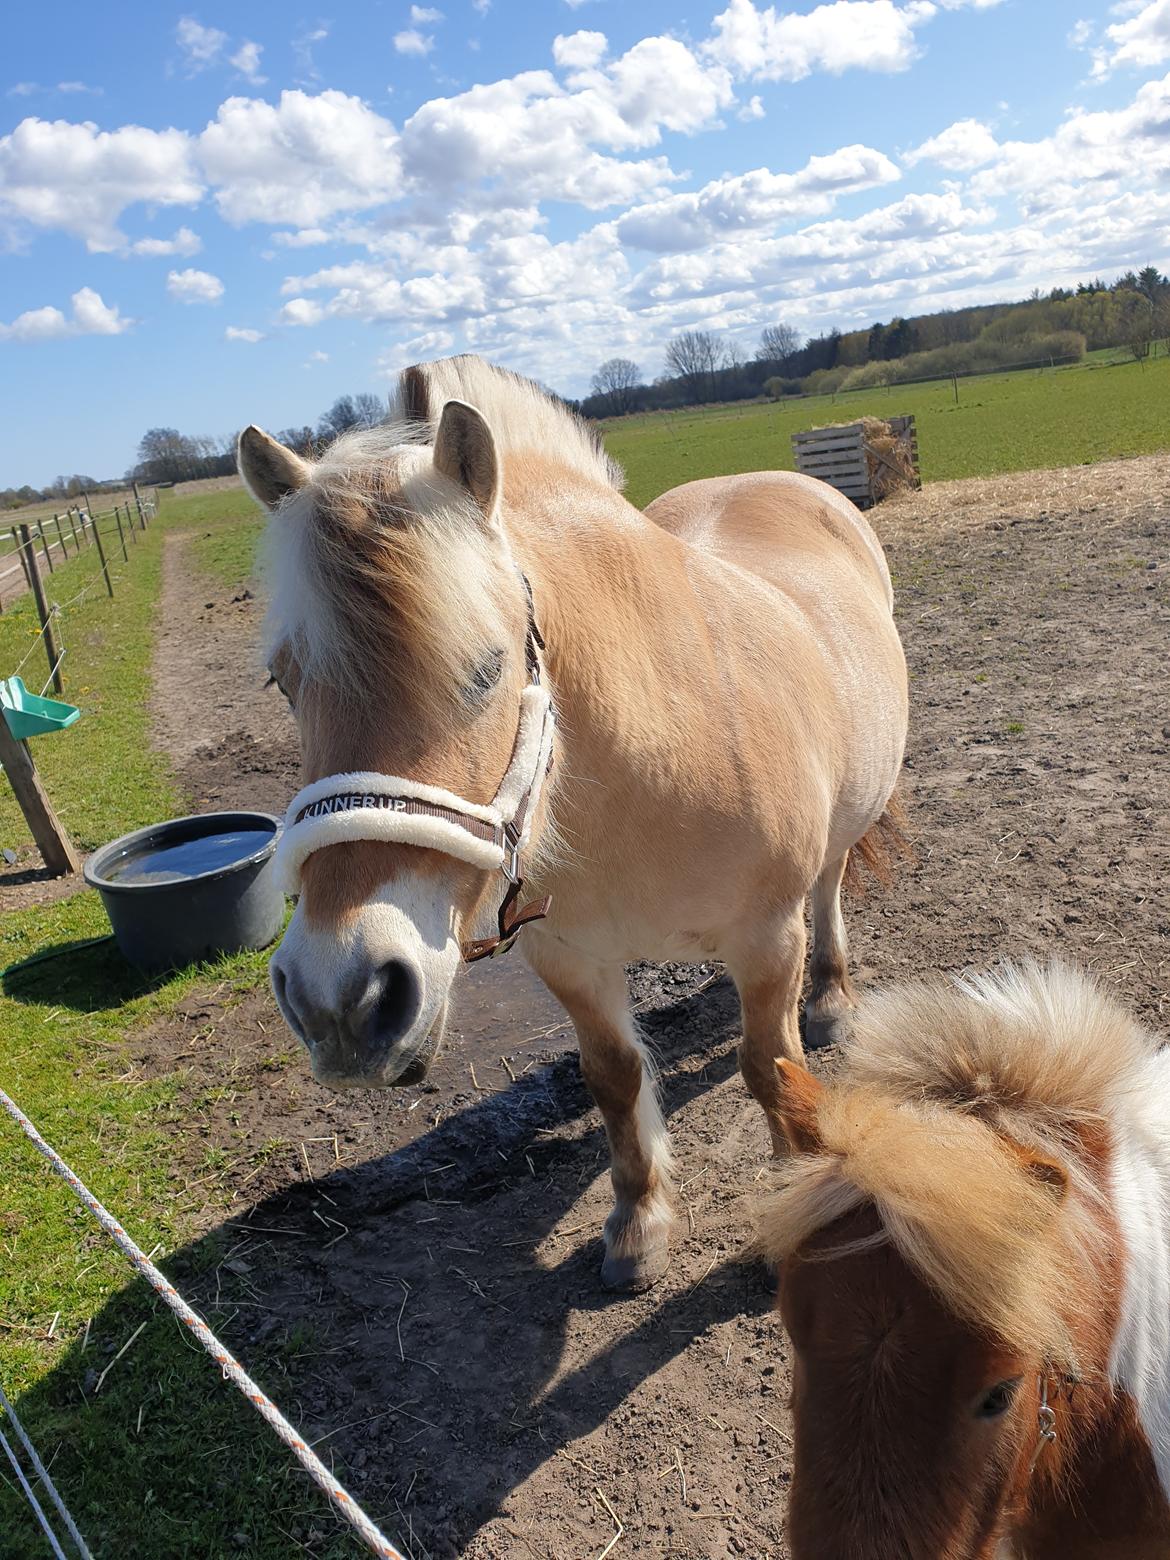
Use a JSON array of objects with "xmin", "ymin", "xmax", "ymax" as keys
[
  {"xmin": 760, "ymin": 963, "xmax": 1158, "ymax": 1366},
  {"xmin": 390, "ymin": 354, "xmax": 625, "ymax": 492}
]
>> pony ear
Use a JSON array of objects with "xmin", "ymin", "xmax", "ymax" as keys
[
  {"xmin": 432, "ymin": 399, "xmax": 500, "ymax": 523},
  {"xmin": 1005, "ymin": 1140, "xmax": 1069, "ymax": 1201},
  {"xmin": 238, "ymin": 426, "xmax": 310, "ymax": 511},
  {"xmin": 775, "ymin": 1059, "xmax": 825, "ymax": 1154}
]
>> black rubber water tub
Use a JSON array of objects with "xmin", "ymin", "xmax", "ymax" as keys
[{"xmin": 84, "ymin": 811, "xmax": 285, "ymax": 975}]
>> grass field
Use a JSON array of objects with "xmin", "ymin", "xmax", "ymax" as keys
[{"xmin": 603, "ymin": 353, "xmax": 1170, "ymax": 508}]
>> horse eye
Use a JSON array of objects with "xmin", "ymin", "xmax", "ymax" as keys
[
  {"xmin": 976, "ymin": 1378, "xmax": 1021, "ymax": 1419},
  {"xmin": 266, "ymin": 671, "xmax": 294, "ymax": 709},
  {"xmin": 463, "ymin": 648, "xmax": 504, "ymax": 705}
]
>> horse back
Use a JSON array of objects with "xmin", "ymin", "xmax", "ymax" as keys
[{"xmin": 644, "ymin": 469, "xmax": 893, "ymax": 609}]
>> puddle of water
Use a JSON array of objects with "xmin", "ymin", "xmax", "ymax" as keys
[
  {"xmin": 448, "ymin": 955, "xmax": 568, "ymax": 1057},
  {"xmin": 107, "ymin": 828, "xmax": 273, "ymax": 885}
]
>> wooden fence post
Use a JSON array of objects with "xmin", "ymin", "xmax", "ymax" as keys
[
  {"xmin": 18, "ymin": 525, "xmax": 63, "ymax": 695},
  {"xmin": 125, "ymin": 503, "xmax": 138, "ymax": 545},
  {"xmin": 0, "ymin": 715, "xmax": 80, "ymax": 877},
  {"xmin": 67, "ymin": 509, "xmax": 81, "ymax": 551},
  {"xmin": 113, "ymin": 505, "xmax": 128, "ymax": 562},
  {"xmin": 91, "ymin": 516, "xmax": 114, "ymax": 598},
  {"xmin": 37, "ymin": 521, "xmax": 54, "ymax": 575},
  {"xmin": 132, "ymin": 481, "xmax": 145, "ymax": 526},
  {"xmin": 11, "ymin": 527, "xmax": 32, "ymax": 590}
]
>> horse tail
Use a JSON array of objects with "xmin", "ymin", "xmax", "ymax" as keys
[{"xmin": 843, "ymin": 785, "xmax": 910, "ymax": 894}]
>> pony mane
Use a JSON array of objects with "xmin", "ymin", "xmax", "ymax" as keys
[
  {"xmin": 390, "ymin": 354, "xmax": 625, "ymax": 491},
  {"xmin": 760, "ymin": 963, "xmax": 1157, "ymax": 1366}
]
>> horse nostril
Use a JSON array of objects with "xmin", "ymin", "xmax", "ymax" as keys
[{"xmin": 366, "ymin": 959, "xmax": 424, "ymax": 1052}]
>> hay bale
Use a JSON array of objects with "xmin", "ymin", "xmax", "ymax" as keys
[{"xmin": 861, "ymin": 415, "xmax": 918, "ymax": 502}]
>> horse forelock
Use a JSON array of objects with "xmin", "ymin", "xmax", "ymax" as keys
[
  {"xmin": 762, "ymin": 963, "xmax": 1157, "ymax": 1369},
  {"xmin": 263, "ymin": 428, "xmax": 517, "ymax": 732}
]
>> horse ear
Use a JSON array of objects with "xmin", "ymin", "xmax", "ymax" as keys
[
  {"xmin": 775, "ymin": 1059, "xmax": 825, "ymax": 1154},
  {"xmin": 432, "ymin": 399, "xmax": 500, "ymax": 523},
  {"xmin": 238, "ymin": 426, "xmax": 310, "ymax": 511},
  {"xmin": 1005, "ymin": 1140, "xmax": 1068, "ymax": 1202}
]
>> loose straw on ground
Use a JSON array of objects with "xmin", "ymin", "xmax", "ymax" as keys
[{"xmin": 0, "ymin": 1084, "xmax": 406, "ymax": 1560}]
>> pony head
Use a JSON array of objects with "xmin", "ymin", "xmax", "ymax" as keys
[
  {"xmin": 237, "ymin": 365, "xmax": 585, "ymax": 1088},
  {"xmin": 760, "ymin": 964, "xmax": 1144, "ymax": 1559}
]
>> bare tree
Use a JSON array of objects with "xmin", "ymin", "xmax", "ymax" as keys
[
  {"xmin": 664, "ymin": 330, "xmax": 723, "ymax": 404},
  {"xmin": 590, "ymin": 357, "xmax": 641, "ymax": 415},
  {"xmin": 352, "ymin": 392, "xmax": 386, "ymax": 428},
  {"xmin": 724, "ymin": 339, "xmax": 748, "ymax": 370},
  {"xmin": 758, "ymin": 322, "xmax": 802, "ymax": 369}
]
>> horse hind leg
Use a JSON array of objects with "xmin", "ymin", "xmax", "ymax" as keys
[
  {"xmin": 805, "ymin": 851, "xmax": 856, "ymax": 1051},
  {"xmin": 727, "ymin": 903, "xmax": 806, "ymax": 1158},
  {"xmin": 528, "ymin": 949, "xmax": 673, "ymax": 1292}
]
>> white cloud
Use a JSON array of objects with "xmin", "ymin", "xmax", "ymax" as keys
[
  {"xmin": 57, "ymin": 81, "xmax": 102, "ymax": 95},
  {"xmin": 1069, "ymin": 18, "xmax": 1095, "ymax": 49},
  {"xmin": 281, "ymin": 297, "xmax": 325, "ymax": 326},
  {"xmin": 305, "ymin": 348, "xmax": 330, "ymax": 364},
  {"xmin": 177, "ymin": 17, "xmax": 227, "ymax": 70},
  {"xmin": 706, "ymin": 0, "xmax": 1005, "ymax": 83},
  {"xmin": 0, "ymin": 117, "xmax": 202, "ymax": 251},
  {"xmin": 225, "ymin": 325, "xmax": 264, "ymax": 341},
  {"xmin": 410, "ymin": 5, "xmax": 444, "ymax": 21},
  {"xmin": 230, "ymin": 42, "xmax": 267, "ymax": 83},
  {"xmin": 617, "ymin": 144, "xmax": 901, "ymax": 253},
  {"xmin": 8, "ymin": 83, "xmax": 38, "ymax": 97},
  {"xmin": 471, "ymin": 0, "xmax": 490, "ymax": 11},
  {"xmin": 905, "ymin": 118, "xmax": 1000, "ymax": 170},
  {"xmin": 198, "ymin": 90, "xmax": 403, "ymax": 226},
  {"xmin": 394, "ymin": 28, "xmax": 434, "ymax": 55},
  {"xmin": 968, "ymin": 73, "xmax": 1170, "ymax": 209},
  {"xmin": 130, "ymin": 225, "xmax": 203, "ymax": 257},
  {"xmin": 738, "ymin": 94, "xmax": 765, "ymax": 120},
  {"xmin": 552, "ymin": 30, "xmax": 607, "ymax": 69},
  {"xmin": 1091, "ymin": 0, "xmax": 1170, "ymax": 76},
  {"xmin": 167, "ymin": 266, "xmax": 224, "ymax": 302},
  {"xmin": 0, "ymin": 286, "xmax": 131, "ymax": 341}
]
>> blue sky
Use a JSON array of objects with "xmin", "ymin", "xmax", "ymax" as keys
[{"xmin": 2, "ymin": 0, "xmax": 1169, "ymax": 486}]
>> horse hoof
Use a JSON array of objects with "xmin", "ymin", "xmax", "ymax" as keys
[
  {"xmin": 600, "ymin": 1242, "xmax": 670, "ymax": 1293},
  {"xmin": 804, "ymin": 1008, "xmax": 849, "ymax": 1051}
]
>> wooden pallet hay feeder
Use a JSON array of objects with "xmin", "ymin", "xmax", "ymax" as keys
[{"xmin": 792, "ymin": 415, "xmax": 921, "ymax": 508}]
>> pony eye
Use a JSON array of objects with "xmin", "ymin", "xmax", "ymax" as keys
[
  {"xmin": 463, "ymin": 648, "xmax": 504, "ymax": 705},
  {"xmin": 976, "ymin": 1378, "xmax": 1021, "ymax": 1419}
]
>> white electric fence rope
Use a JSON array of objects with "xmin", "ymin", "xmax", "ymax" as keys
[
  {"xmin": 0, "ymin": 1419, "xmax": 71, "ymax": 1560},
  {"xmin": 0, "ymin": 1086, "xmax": 407, "ymax": 1560},
  {"xmin": 0, "ymin": 1377, "xmax": 94, "ymax": 1558}
]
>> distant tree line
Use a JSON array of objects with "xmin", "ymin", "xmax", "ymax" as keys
[
  {"xmin": 580, "ymin": 265, "xmax": 1170, "ymax": 419},
  {"xmin": 126, "ymin": 392, "xmax": 388, "ymax": 487}
]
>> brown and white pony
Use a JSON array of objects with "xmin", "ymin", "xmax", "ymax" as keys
[
  {"xmin": 238, "ymin": 355, "xmax": 907, "ymax": 1289},
  {"xmin": 762, "ymin": 962, "xmax": 1170, "ymax": 1559}
]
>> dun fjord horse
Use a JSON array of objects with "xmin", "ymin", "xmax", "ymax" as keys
[
  {"xmin": 763, "ymin": 962, "xmax": 1170, "ymax": 1560},
  {"xmin": 238, "ymin": 355, "xmax": 906, "ymax": 1290}
]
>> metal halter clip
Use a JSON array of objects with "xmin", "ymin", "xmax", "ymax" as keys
[{"xmin": 1028, "ymin": 1376, "xmax": 1058, "ymax": 1475}]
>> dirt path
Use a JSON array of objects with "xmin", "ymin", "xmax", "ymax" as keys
[{"xmin": 133, "ymin": 473, "xmax": 1169, "ymax": 1559}]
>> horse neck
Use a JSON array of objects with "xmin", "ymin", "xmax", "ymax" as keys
[{"xmin": 503, "ymin": 457, "xmax": 695, "ymax": 738}]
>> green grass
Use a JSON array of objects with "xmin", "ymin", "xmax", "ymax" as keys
[
  {"xmin": 0, "ymin": 484, "xmax": 360, "ymax": 1557},
  {"xmin": 602, "ymin": 353, "xmax": 1170, "ymax": 507}
]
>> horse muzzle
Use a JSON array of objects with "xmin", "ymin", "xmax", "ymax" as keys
[{"xmin": 269, "ymin": 889, "xmax": 460, "ymax": 1088}]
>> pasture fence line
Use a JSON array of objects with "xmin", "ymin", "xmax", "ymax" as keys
[
  {"xmin": 0, "ymin": 490, "xmax": 156, "ymax": 616},
  {"xmin": 0, "ymin": 1083, "xmax": 408, "ymax": 1560}
]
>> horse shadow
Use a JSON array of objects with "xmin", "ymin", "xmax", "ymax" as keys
[{"xmin": 2, "ymin": 975, "xmax": 782, "ymax": 1558}]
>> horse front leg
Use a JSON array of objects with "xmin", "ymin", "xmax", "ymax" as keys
[{"xmin": 527, "ymin": 947, "xmax": 673, "ymax": 1292}]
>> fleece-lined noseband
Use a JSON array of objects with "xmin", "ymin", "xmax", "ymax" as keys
[{"xmin": 274, "ymin": 575, "xmax": 554, "ymax": 961}]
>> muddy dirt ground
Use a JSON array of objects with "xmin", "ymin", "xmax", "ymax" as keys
[{"xmin": 132, "ymin": 461, "xmax": 1170, "ymax": 1557}]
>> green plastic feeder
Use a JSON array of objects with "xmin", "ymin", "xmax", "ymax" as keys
[{"xmin": 1, "ymin": 676, "xmax": 81, "ymax": 740}]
